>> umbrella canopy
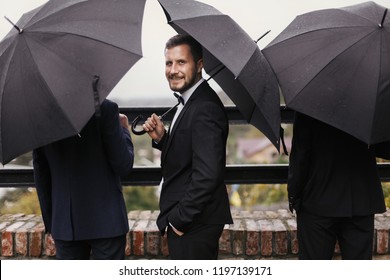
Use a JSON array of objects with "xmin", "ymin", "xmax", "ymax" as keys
[
  {"xmin": 0, "ymin": 0, "xmax": 146, "ymax": 164},
  {"xmin": 263, "ymin": 1, "xmax": 390, "ymax": 145},
  {"xmin": 158, "ymin": 0, "xmax": 282, "ymax": 150}
]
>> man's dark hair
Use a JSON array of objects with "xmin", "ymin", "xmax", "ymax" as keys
[{"xmin": 165, "ymin": 34, "xmax": 203, "ymax": 62}]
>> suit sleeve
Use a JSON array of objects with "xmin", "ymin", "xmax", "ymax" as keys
[
  {"xmin": 32, "ymin": 149, "xmax": 52, "ymax": 233},
  {"xmin": 287, "ymin": 113, "xmax": 312, "ymax": 212},
  {"xmin": 168, "ymin": 101, "xmax": 227, "ymax": 231},
  {"xmin": 100, "ymin": 100, "xmax": 134, "ymax": 177},
  {"xmin": 152, "ymin": 132, "xmax": 168, "ymax": 151}
]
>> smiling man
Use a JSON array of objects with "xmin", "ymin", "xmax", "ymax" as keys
[{"xmin": 143, "ymin": 34, "xmax": 233, "ymax": 260}]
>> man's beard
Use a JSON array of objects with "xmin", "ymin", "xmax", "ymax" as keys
[{"xmin": 169, "ymin": 72, "xmax": 198, "ymax": 93}]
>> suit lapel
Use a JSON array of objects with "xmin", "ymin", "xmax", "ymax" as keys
[
  {"xmin": 161, "ymin": 81, "xmax": 209, "ymax": 163},
  {"xmin": 162, "ymin": 100, "xmax": 191, "ymax": 162}
]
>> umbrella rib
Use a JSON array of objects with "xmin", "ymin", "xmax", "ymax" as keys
[
  {"xmin": 289, "ymin": 29, "xmax": 379, "ymax": 144},
  {"xmin": 168, "ymin": 13, "xmax": 226, "ymax": 23},
  {"xmin": 369, "ymin": 31, "xmax": 385, "ymax": 143},
  {"xmin": 206, "ymin": 63, "xmax": 226, "ymax": 81},
  {"xmin": 23, "ymin": 1, "xmax": 91, "ymax": 30},
  {"xmin": 269, "ymin": 5, "xmax": 388, "ymax": 48},
  {"xmin": 270, "ymin": 25, "xmax": 376, "ymax": 49},
  {"xmin": 338, "ymin": 8, "xmax": 385, "ymax": 26},
  {"xmin": 31, "ymin": 30, "xmax": 142, "ymax": 58},
  {"xmin": 22, "ymin": 31, "xmax": 141, "ymax": 134},
  {"xmin": 22, "ymin": 2, "xmax": 144, "ymax": 55},
  {"xmin": 22, "ymin": 37, "xmax": 80, "ymax": 134},
  {"xmin": 25, "ymin": 30, "xmax": 142, "ymax": 81},
  {"xmin": 0, "ymin": 41, "xmax": 19, "ymax": 162},
  {"xmin": 290, "ymin": 28, "xmax": 377, "ymax": 103},
  {"xmin": 339, "ymin": 2, "xmax": 388, "ymax": 30}
]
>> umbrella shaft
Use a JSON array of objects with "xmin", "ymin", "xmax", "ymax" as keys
[
  {"xmin": 4, "ymin": 16, "xmax": 22, "ymax": 33},
  {"xmin": 207, "ymin": 63, "xmax": 226, "ymax": 81},
  {"xmin": 160, "ymin": 102, "xmax": 180, "ymax": 119},
  {"xmin": 255, "ymin": 30, "xmax": 271, "ymax": 43},
  {"xmin": 380, "ymin": 9, "xmax": 388, "ymax": 28}
]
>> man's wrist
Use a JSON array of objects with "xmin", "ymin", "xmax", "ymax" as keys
[
  {"xmin": 169, "ymin": 222, "xmax": 184, "ymax": 236},
  {"xmin": 154, "ymin": 130, "xmax": 166, "ymax": 143}
]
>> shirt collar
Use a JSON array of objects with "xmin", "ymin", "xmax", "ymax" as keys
[{"xmin": 180, "ymin": 78, "xmax": 204, "ymax": 105}]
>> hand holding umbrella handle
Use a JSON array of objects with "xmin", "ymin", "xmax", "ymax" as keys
[
  {"xmin": 131, "ymin": 93, "xmax": 184, "ymax": 135},
  {"xmin": 131, "ymin": 115, "xmax": 148, "ymax": 135}
]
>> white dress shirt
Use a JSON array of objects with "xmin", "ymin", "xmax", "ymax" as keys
[{"xmin": 169, "ymin": 78, "xmax": 204, "ymax": 132}]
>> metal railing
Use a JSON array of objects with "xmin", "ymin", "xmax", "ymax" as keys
[{"xmin": 1, "ymin": 106, "xmax": 390, "ymax": 188}]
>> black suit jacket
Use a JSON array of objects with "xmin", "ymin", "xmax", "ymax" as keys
[
  {"xmin": 33, "ymin": 99, "xmax": 134, "ymax": 241},
  {"xmin": 288, "ymin": 113, "xmax": 386, "ymax": 217},
  {"xmin": 153, "ymin": 81, "xmax": 233, "ymax": 233}
]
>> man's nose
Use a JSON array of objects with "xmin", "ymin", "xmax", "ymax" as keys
[{"xmin": 169, "ymin": 63, "xmax": 179, "ymax": 74}]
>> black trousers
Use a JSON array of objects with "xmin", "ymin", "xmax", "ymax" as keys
[
  {"xmin": 54, "ymin": 234, "xmax": 126, "ymax": 260},
  {"xmin": 167, "ymin": 223, "xmax": 224, "ymax": 260},
  {"xmin": 297, "ymin": 211, "xmax": 375, "ymax": 260}
]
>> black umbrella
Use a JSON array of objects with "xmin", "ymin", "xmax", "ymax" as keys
[
  {"xmin": 263, "ymin": 1, "xmax": 390, "ymax": 145},
  {"xmin": 0, "ymin": 0, "xmax": 146, "ymax": 164},
  {"xmin": 157, "ymin": 0, "xmax": 282, "ymax": 151}
]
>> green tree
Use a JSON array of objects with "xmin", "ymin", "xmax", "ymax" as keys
[
  {"xmin": 235, "ymin": 184, "xmax": 288, "ymax": 210},
  {"xmin": 122, "ymin": 186, "xmax": 159, "ymax": 211},
  {"xmin": 382, "ymin": 183, "xmax": 390, "ymax": 208},
  {"xmin": 0, "ymin": 188, "xmax": 40, "ymax": 214}
]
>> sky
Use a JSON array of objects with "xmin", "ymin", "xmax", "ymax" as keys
[{"xmin": 0, "ymin": 0, "xmax": 389, "ymax": 105}]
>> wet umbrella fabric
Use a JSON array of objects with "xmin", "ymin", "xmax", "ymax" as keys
[
  {"xmin": 0, "ymin": 0, "xmax": 146, "ymax": 164},
  {"xmin": 158, "ymin": 0, "xmax": 282, "ymax": 151},
  {"xmin": 263, "ymin": 1, "xmax": 390, "ymax": 145}
]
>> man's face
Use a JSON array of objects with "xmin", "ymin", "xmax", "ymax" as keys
[{"xmin": 165, "ymin": 44, "xmax": 203, "ymax": 93}]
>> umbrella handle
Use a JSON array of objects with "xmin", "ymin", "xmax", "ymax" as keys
[
  {"xmin": 131, "ymin": 115, "xmax": 147, "ymax": 135},
  {"xmin": 130, "ymin": 102, "xmax": 180, "ymax": 135},
  {"xmin": 131, "ymin": 93, "xmax": 184, "ymax": 136},
  {"xmin": 92, "ymin": 75, "xmax": 101, "ymax": 118}
]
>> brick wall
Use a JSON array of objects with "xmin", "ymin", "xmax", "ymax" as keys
[{"xmin": 1, "ymin": 209, "xmax": 389, "ymax": 259}]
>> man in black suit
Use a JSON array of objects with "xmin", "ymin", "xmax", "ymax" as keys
[
  {"xmin": 33, "ymin": 99, "xmax": 134, "ymax": 259},
  {"xmin": 143, "ymin": 34, "xmax": 233, "ymax": 259},
  {"xmin": 288, "ymin": 112, "xmax": 386, "ymax": 259}
]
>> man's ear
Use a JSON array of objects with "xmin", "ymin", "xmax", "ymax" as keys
[{"xmin": 197, "ymin": 58, "xmax": 204, "ymax": 74}]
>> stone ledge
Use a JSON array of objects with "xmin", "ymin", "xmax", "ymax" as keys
[{"xmin": 1, "ymin": 209, "xmax": 389, "ymax": 259}]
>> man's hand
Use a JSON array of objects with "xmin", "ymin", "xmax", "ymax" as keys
[
  {"xmin": 143, "ymin": 113, "xmax": 166, "ymax": 142},
  {"xmin": 119, "ymin": 114, "xmax": 130, "ymax": 130},
  {"xmin": 170, "ymin": 223, "xmax": 184, "ymax": 236}
]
